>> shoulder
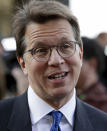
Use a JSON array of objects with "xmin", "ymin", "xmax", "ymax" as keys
[
  {"xmin": 77, "ymin": 98, "xmax": 107, "ymax": 128},
  {"xmin": 0, "ymin": 91, "xmax": 27, "ymax": 112},
  {"xmin": 0, "ymin": 96, "xmax": 17, "ymax": 128},
  {"xmin": 0, "ymin": 92, "xmax": 27, "ymax": 127},
  {"xmin": 0, "ymin": 97, "xmax": 16, "ymax": 115}
]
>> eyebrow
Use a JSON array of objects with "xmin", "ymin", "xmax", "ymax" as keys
[
  {"xmin": 60, "ymin": 37, "xmax": 74, "ymax": 43},
  {"xmin": 32, "ymin": 37, "xmax": 74, "ymax": 47}
]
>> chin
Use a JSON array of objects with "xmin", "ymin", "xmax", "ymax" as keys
[{"xmin": 51, "ymin": 88, "xmax": 72, "ymax": 99}]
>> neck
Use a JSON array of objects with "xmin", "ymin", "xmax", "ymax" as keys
[{"xmin": 41, "ymin": 90, "xmax": 74, "ymax": 109}]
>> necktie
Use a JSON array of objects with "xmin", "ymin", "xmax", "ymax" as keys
[{"xmin": 50, "ymin": 111, "xmax": 63, "ymax": 131}]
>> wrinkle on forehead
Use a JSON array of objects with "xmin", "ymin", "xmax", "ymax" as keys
[
  {"xmin": 25, "ymin": 19, "xmax": 75, "ymax": 46},
  {"xmin": 27, "ymin": 37, "xmax": 73, "ymax": 48},
  {"xmin": 30, "ymin": 28, "xmax": 72, "ymax": 42}
]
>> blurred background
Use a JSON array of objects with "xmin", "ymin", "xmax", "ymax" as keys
[
  {"xmin": 1, "ymin": 0, "xmax": 107, "ymax": 38},
  {"xmin": 0, "ymin": 0, "xmax": 107, "ymax": 112}
]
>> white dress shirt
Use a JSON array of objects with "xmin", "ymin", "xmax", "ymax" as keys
[{"xmin": 28, "ymin": 86, "xmax": 76, "ymax": 131}]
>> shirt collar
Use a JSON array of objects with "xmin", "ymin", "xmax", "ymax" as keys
[
  {"xmin": 59, "ymin": 89, "xmax": 76, "ymax": 126},
  {"xmin": 28, "ymin": 86, "xmax": 76, "ymax": 126}
]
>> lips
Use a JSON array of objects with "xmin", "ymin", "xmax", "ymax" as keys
[{"xmin": 48, "ymin": 72, "xmax": 68, "ymax": 80}]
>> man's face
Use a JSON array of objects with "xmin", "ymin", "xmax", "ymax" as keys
[{"xmin": 19, "ymin": 18, "xmax": 83, "ymax": 105}]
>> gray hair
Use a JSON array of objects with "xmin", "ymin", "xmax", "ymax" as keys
[{"xmin": 13, "ymin": 0, "xmax": 82, "ymax": 57}]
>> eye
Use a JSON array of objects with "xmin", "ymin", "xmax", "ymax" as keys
[
  {"xmin": 32, "ymin": 47, "xmax": 49, "ymax": 57},
  {"xmin": 60, "ymin": 43, "xmax": 72, "ymax": 51},
  {"xmin": 59, "ymin": 42, "xmax": 75, "ymax": 56},
  {"xmin": 62, "ymin": 44, "xmax": 71, "ymax": 49},
  {"xmin": 36, "ymin": 47, "xmax": 48, "ymax": 53}
]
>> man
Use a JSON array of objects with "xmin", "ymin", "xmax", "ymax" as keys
[
  {"xmin": 0, "ymin": 0, "xmax": 107, "ymax": 131},
  {"xmin": 76, "ymin": 37, "xmax": 107, "ymax": 112}
]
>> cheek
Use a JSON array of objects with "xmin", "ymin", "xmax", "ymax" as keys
[
  {"xmin": 67, "ymin": 54, "xmax": 82, "ymax": 69},
  {"xmin": 28, "ymin": 61, "xmax": 47, "ymax": 79}
]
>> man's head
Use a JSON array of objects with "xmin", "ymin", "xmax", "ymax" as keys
[
  {"xmin": 13, "ymin": 0, "xmax": 82, "ymax": 57},
  {"xmin": 13, "ymin": 0, "xmax": 83, "ymax": 108}
]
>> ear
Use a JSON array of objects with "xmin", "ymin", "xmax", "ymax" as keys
[{"xmin": 17, "ymin": 56, "xmax": 28, "ymax": 75}]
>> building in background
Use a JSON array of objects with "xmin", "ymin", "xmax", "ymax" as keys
[{"xmin": 0, "ymin": 0, "xmax": 69, "ymax": 38}]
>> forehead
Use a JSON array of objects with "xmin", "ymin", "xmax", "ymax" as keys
[{"xmin": 25, "ymin": 18, "xmax": 75, "ymax": 47}]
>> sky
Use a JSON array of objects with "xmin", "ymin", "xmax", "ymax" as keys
[{"xmin": 70, "ymin": 0, "xmax": 107, "ymax": 38}]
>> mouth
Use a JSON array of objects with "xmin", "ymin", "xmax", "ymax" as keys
[{"xmin": 48, "ymin": 72, "xmax": 68, "ymax": 80}]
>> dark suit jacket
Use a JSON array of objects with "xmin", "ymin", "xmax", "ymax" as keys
[{"xmin": 0, "ymin": 91, "xmax": 107, "ymax": 131}]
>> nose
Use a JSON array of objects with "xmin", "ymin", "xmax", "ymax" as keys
[{"xmin": 48, "ymin": 48, "xmax": 65, "ymax": 66}]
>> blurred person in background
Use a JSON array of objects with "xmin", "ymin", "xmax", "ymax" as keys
[
  {"xmin": 0, "ymin": 53, "xmax": 17, "ymax": 99},
  {"xmin": 96, "ymin": 32, "xmax": 107, "ymax": 87},
  {"xmin": 0, "ymin": 52, "xmax": 16, "ymax": 99},
  {"xmin": 76, "ymin": 37, "xmax": 107, "ymax": 113},
  {"xmin": 0, "ymin": 38, "xmax": 17, "ymax": 99},
  {"xmin": 3, "ymin": 50, "xmax": 29, "ymax": 95},
  {"xmin": 11, "ymin": 67, "xmax": 29, "ymax": 95},
  {"xmin": 1, "ymin": 37, "xmax": 29, "ymax": 96},
  {"xmin": 0, "ymin": 37, "xmax": 28, "ymax": 98}
]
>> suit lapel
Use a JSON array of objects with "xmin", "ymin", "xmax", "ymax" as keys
[
  {"xmin": 6, "ymin": 93, "xmax": 94, "ymax": 131},
  {"xmin": 73, "ymin": 98, "xmax": 94, "ymax": 131},
  {"xmin": 7, "ymin": 92, "xmax": 32, "ymax": 131}
]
